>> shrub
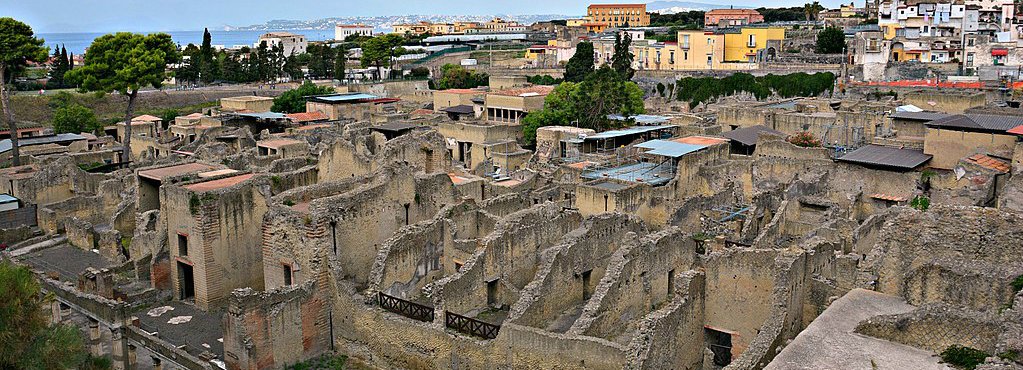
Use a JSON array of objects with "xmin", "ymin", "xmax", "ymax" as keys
[
  {"xmin": 910, "ymin": 195, "xmax": 930, "ymax": 211},
  {"xmin": 1011, "ymin": 275, "xmax": 1023, "ymax": 294},
  {"xmin": 940, "ymin": 345, "xmax": 989, "ymax": 370},
  {"xmin": 787, "ymin": 131, "xmax": 822, "ymax": 148}
]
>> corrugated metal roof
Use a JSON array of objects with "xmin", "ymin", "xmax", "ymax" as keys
[
  {"xmin": 925, "ymin": 114, "xmax": 1023, "ymax": 132},
  {"xmin": 309, "ymin": 93, "xmax": 379, "ymax": 103},
  {"xmin": 607, "ymin": 114, "xmax": 671, "ymax": 125},
  {"xmin": 441, "ymin": 105, "xmax": 475, "ymax": 114},
  {"xmin": 889, "ymin": 111, "xmax": 949, "ymax": 121},
  {"xmin": 0, "ymin": 133, "xmax": 87, "ymax": 154},
  {"xmin": 721, "ymin": 125, "xmax": 786, "ymax": 146},
  {"xmin": 0, "ymin": 194, "xmax": 18, "ymax": 203},
  {"xmin": 233, "ymin": 111, "xmax": 287, "ymax": 120},
  {"xmin": 836, "ymin": 145, "xmax": 932, "ymax": 170},
  {"xmin": 586, "ymin": 125, "xmax": 676, "ymax": 140}
]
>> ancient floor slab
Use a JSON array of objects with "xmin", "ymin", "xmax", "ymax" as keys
[{"xmin": 766, "ymin": 289, "xmax": 952, "ymax": 370}]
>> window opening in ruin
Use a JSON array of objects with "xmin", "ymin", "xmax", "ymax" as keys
[
  {"xmin": 404, "ymin": 203, "xmax": 411, "ymax": 225},
  {"xmin": 454, "ymin": 260, "xmax": 464, "ymax": 272},
  {"xmin": 177, "ymin": 262, "xmax": 195, "ymax": 300},
  {"xmin": 705, "ymin": 327, "xmax": 734, "ymax": 366},
  {"xmin": 667, "ymin": 269, "xmax": 675, "ymax": 298},
  {"xmin": 487, "ymin": 279, "xmax": 499, "ymax": 306},
  {"xmin": 581, "ymin": 270, "xmax": 593, "ymax": 300},
  {"xmin": 330, "ymin": 221, "xmax": 338, "ymax": 256},
  {"xmin": 283, "ymin": 264, "xmax": 293, "ymax": 286},
  {"xmin": 177, "ymin": 234, "xmax": 188, "ymax": 256},
  {"xmin": 604, "ymin": 194, "xmax": 609, "ymax": 212}
]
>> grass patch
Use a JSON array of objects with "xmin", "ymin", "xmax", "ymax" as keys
[
  {"xmin": 940, "ymin": 345, "xmax": 989, "ymax": 370},
  {"xmin": 286, "ymin": 354, "xmax": 347, "ymax": 370}
]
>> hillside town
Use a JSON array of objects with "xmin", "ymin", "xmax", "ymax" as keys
[{"xmin": 1, "ymin": 1, "xmax": 1023, "ymax": 370}]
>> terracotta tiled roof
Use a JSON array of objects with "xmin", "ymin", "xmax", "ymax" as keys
[
  {"xmin": 133, "ymin": 114, "xmax": 162, "ymax": 122},
  {"xmin": 285, "ymin": 111, "xmax": 328, "ymax": 123},
  {"xmin": 672, "ymin": 136, "xmax": 729, "ymax": 146},
  {"xmin": 1008, "ymin": 125, "xmax": 1023, "ymax": 135},
  {"xmin": 184, "ymin": 173, "xmax": 255, "ymax": 192},
  {"xmin": 258, "ymin": 138, "xmax": 304, "ymax": 149},
  {"xmin": 439, "ymin": 88, "xmax": 485, "ymax": 94},
  {"xmin": 870, "ymin": 193, "xmax": 908, "ymax": 202},
  {"xmin": 966, "ymin": 154, "xmax": 1011, "ymax": 173}
]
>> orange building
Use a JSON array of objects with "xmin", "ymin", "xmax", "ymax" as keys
[
  {"xmin": 704, "ymin": 9, "xmax": 764, "ymax": 28},
  {"xmin": 586, "ymin": 3, "xmax": 650, "ymax": 29}
]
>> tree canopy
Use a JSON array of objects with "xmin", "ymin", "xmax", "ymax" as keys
[
  {"xmin": 65, "ymin": 33, "xmax": 179, "ymax": 95},
  {"xmin": 611, "ymin": 33, "xmax": 635, "ymax": 80},
  {"xmin": 271, "ymin": 81, "xmax": 336, "ymax": 113},
  {"xmin": 52, "ymin": 102, "xmax": 99, "ymax": 134},
  {"xmin": 0, "ymin": 17, "xmax": 48, "ymax": 166},
  {"xmin": 522, "ymin": 66, "xmax": 645, "ymax": 145},
  {"xmin": 674, "ymin": 72, "xmax": 836, "ymax": 109},
  {"xmin": 564, "ymin": 41, "xmax": 594, "ymax": 83},
  {"xmin": 816, "ymin": 27, "xmax": 846, "ymax": 54},
  {"xmin": 360, "ymin": 34, "xmax": 406, "ymax": 79},
  {"xmin": 0, "ymin": 261, "xmax": 107, "ymax": 369},
  {"xmin": 65, "ymin": 32, "xmax": 179, "ymax": 162},
  {"xmin": 435, "ymin": 64, "xmax": 489, "ymax": 90}
]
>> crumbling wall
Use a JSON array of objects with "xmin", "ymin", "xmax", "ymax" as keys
[
  {"xmin": 435, "ymin": 203, "xmax": 582, "ymax": 315},
  {"xmin": 703, "ymin": 248, "xmax": 782, "ymax": 357},
  {"xmin": 368, "ymin": 214, "xmax": 451, "ymax": 300},
  {"xmin": 572, "ymin": 228, "xmax": 697, "ymax": 343},
  {"xmin": 626, "ymin": 270, "xmax": 707, "ymax": 370},
  {"xmin": 868, "ymin": 206, "xmax": 1023, "ymax": 310},
  {"xmin": 508, "ymin": 214, "xmax": 647, "ymax": 330},
  {"xmin": 316, "ymin": 129, "xmax": 449, "ymax": 183}
]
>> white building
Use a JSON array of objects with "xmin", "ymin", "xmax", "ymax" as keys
[
  {"xmin": 335, "ymin": 24, "xmax": 374, "ymax": 41},
  {"xmin": 256, "ymin": 32, "xmax": 308, "ymax": 56}
]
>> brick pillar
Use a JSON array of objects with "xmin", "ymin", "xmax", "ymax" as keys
[{"xmin": 88, "ymin": 320, "xmax": 102, "ymax": 356}]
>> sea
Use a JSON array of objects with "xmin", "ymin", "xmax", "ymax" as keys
[{"xmin": 38, "ymin": 30, "xmax": 337, "ymax": 55}]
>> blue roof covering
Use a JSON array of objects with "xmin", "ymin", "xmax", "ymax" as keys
[
  {"xmin": 586, "ymin": 125, "xmax": 676, "ymax": 140},
  {"xmin": 0, "ymin": 133, "xmax": 87, "ymax": 154},
  {"xmin": 635, "ymin": 139, "xmax": 707, "ymax": 158},
  {"xmin": 0, "ymin": 194, "xmax": 17, "ymax": 203},
  {"xmin": 310, "ymin": 93, "xmax": 379, "ymax": 103},
  {"xmin": 233, "ymin": 111, "xmax": 288, "ymax": 120},
  {"xmin": 607, "ymin": 114, "xmax": 671, "ymax": 125}
]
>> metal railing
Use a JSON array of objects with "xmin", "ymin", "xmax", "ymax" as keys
[
  {"xmin": 444, "ymin": 311, "xmax": 500, "ymax": 339},
  {"xmin": 377, "ymin": 292, "xmax": 435, "ymax": 322}
]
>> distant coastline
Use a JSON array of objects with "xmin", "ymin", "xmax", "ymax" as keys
[{"xmin": 39, "ymin": 29, "xmax": 336, "ymax": 55}]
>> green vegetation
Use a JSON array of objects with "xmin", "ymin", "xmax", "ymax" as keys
[
  {"xmin": 66, "ymin": 32, "xmax": 179, "ymax": 162},
  {"xmin": 564, "ymin": 41, "xmax": 595, "ymax": 83},
  {"xmin": 527, "ymin": 75, "xmax": 562, "ymax": 85},
  {"xmin": 521, "ymin": 66, "xmax": 645, "ymax": 145},
  {"xmin": 649, "ymin": 11, "xmax": 704, "ymax": 28},
  {"xmin": 757, "ymin": 7, "xmax": 807, "ymax": 22},
  {"xmin": 788, "ymin": 131, "xmax": 822, "ymax": 148},
  {"xmin": 674, "ymin": 72, "xmax": 836, "ymax": 108},
  {"xmin": 611, "ymin": 32, "xmax": 635, "ymax": 80},
  {"xmin": 0, "ymin": 261, "xmax": 111, "ymax": 369},
  {"xmin": 52, "ymin": 100, "xmax": 99, "ymax": 134},
  {"xmin": 271, "ymin": 81, "xmax": 336, "ymax": 113},
  {"xmin": 0, "ymin": 17, "xmax": 49, "ymax": 166},
  {"xmin": 998, "ymin": 350, "xmax": 1019, "ymax": 363},
  {"xmin": 910, "ymin": 195, "xmax": 931, "ymax": 211},
  {"xmin": 816, "ymin": 27, "xmax": 847, "ymax": 54},
  {"xmin": 286, "ymin": 354, "xmax": 347, "ymax": 370},
  {"xmin": 48, "ymin": 45, "xmax": 74, "ymax": 89},
  {"xmin": 1011, "ymin": 274, "xmax": 1023, "ymax": 294},
  {"xmin": 940, "ymin": 345, "xmax": 989, "ymax": 370},
  {"xmin": 434, "ymin": 64, "xmax": 489, "ymax": 90}
]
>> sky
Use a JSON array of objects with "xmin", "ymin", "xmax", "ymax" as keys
[{"xmin": 2, "ymin": 0, "xmax": 839, "ymax": 34}]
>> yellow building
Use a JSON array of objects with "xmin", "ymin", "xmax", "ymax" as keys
[
  {"xmin": 722, "ymin": 27, "xmax": 785, "ymax": 62},
  {"xmin": 392, "ymin": 22, "xmax": 430, "ymax": 35},
  {"xmin": 586, "ymin": 3, "xmax": 650, "ymax": 29}
]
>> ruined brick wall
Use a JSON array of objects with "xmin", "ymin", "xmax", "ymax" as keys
[
  {"xmin": 854, "ymin": 303, "xmax": 1002, "ymax": 354},
  {"xmin": 626, "ymin": 271, "xmax": 706, "ymax": 370},
  {"xmin": 224, "ymin": 280, "xmax": 330, "ymax": 370},
  {"xmin": 574, "ymin": 228, "xmax": 696, "ymax": 342},
  {"xmin": 508, "ymin": 214, "xmax": 648, "ymax": 329},
  {"xmin": 368, "ymin": 214, "xmax": 451, "ymax": 300},
  {"xmin": 315, "ymin": 129, "xmax": 449, "ymax": 183},
  {"xmin": 868, "ymin": 206, "xmax": 1023, "ymax": 310}
]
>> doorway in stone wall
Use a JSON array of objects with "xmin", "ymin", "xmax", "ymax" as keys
[{"xmin": 177, "ymin": 261, "xmax": 195, "ymax": 300}]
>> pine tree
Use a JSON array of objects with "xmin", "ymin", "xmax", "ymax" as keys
[
  {"xmin": 199, "ymin": 28, "xmax": 215, "ymax": 83},
  {"xmin": 49, "ymin": 46, "xmax": 64, "ymax": 87},
  {"xmin": 611, "ymin": 32, "xmax": 635, "ymax": 80}
]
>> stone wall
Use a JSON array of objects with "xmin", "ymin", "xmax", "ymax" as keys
[
  {"xmin": 854, "ymin": 303, "xmax": 1002, "ymax": 354},
  {"xmin": 626, "ymin": 270, "xmax": 707, "ymax": 370},
  {"xmin": 867, "ymin": 206, "xmax": 1023, "ymax": 311},
  {"xmin": 223, "ymin": 279, "xmax": 331, "ymax": 370}
]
